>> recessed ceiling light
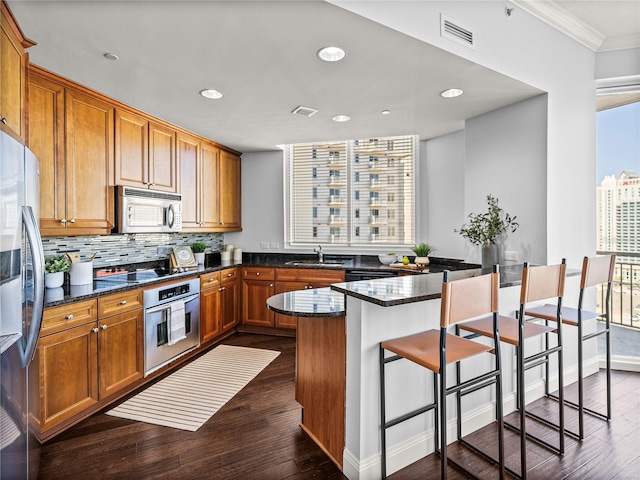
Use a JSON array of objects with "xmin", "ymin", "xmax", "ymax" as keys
[
  {"xmin": 381, "ymin": 110, "xmax": 391, "ymax": 115},
  {"xmin": 317, "ymin": 46, "xmax": 346, "ymax": 62},
  {"xmin": 440, "ymin": 88, "xmax": 464, "ymax": 98},
  {"xmin": 200, "ymin": 89, "xmax": 224, "ymax": 100},
  {"xmin": 103, "ymin": 53, "xmax": 119, "ymax": 61},
  {"xmin": 332, "ymin": 114, "xmax": 351, "ymax": 122}
]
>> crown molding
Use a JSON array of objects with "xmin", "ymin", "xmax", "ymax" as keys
[{"xmin": 510, "ymin": 0, "xmax": 605, "ymax": 51}]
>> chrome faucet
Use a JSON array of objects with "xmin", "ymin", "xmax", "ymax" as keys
[{"xmin": 314, "ymin": 245, "xmax": 324, "ymax": 263}]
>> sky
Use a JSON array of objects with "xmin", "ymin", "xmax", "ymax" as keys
[{"xmin": 596, "ymin": 101, "xmax": 640, "ymax": 185}]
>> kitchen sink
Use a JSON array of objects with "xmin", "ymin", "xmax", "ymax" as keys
[{"xmin": 284, "ymin": 260, "xmax": 344, "ymax": 268}]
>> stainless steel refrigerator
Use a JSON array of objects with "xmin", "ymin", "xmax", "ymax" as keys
[{"xmin": 0, "ymin": 129, "xmax": 45, "ymax": 479}]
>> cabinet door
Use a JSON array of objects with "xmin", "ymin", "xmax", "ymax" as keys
[
  {"xmin": 0, "ymin": 4, "xmax": 28, "ymax": 141},
  {"xmin": 65, "ymin": 89, "xmax": 114, "ymax": 234},
  {"xmin": 177, "ymin": 132, "xmax": 200, "ymax": 230},
  {"xmin": 148, "ymin": 122, "xmax": 176, "ymax": 192},
  {"xmin": 200, "ymin": 286, "xmax": 222, "ymax": 344},
  {"xmin": 28, "ymin": 72, "xmax": 67, "ymax": 235},
  {"xmin": 114, "ymin": 109, "xmax": 148, "ymax": 188},
  {"xmin": 35, "ymin": 322, "xmax": 99, "ymax": 431},
  {"xmin": 219, "ymin": 150, "xmax": 241, "ymax": 230},
  {"xmin": 274, "ymin": 281, "xmax": 309, "ymax": 329},
  {"xmin": 98, "ymin": 309, "xmax": 143, "ymax": 398},
  {"xmin": 220, "ymin": 277, "xmax": 239, "ymax": 332},
  {"xmin": 242, "ymin": 279, "xmax": 275, "ymax": 327},
  {"xmin": 200, "ymin": 142, "xmax": 220, "ymax": 228}
]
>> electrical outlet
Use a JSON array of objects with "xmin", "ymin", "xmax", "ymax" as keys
[
  {"xmin": 270, "ymin": 242, "xmax": 280, "ymax": 249},
  {"xmin": 260, "ymin": 242, "xmax": 269, "ymax": 249},
  {"xmin": 504, "ymin": 251, "xmax": 518, "ymax": 261}
]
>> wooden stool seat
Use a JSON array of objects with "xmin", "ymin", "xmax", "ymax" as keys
[
  {"xmin": 382, "ymin": 327, "xmax": 493, "ymax": 372},
  {"xmin": 463, "ymin": 315, "xmax": 555, "ymax": 346}
]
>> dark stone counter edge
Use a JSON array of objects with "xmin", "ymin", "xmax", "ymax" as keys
[{"xmin": 266, "ymin": 298, "xmax": 345, "ymax": 318}]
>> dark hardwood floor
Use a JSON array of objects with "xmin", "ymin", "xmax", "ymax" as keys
[{"xmin": 36, "ymin": 333, "xmax": 639, "ymax": 479}]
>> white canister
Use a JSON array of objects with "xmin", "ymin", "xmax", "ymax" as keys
[
  {"xmin": 220, "ymin": 250, "xmax": 231, "ymax": 261},
  {"xmin": 225, "ymin": 244, "xmax": 234, "ymax": 251},
  {"xmin": 233, "ymin": 248, "xmax": 242, "ymax": 261},
  {"xmin": 70, "ymin": 261, "xmax": 93, "ymax": 285}
]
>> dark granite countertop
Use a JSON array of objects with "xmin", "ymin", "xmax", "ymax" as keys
[
  {"xmin": 330, "ymin": 264, "xmax": 581, "ymax": 308},
  {"xmin": 266, "ymin": 287, "xmax": 345, "ymax": 317},
  {"xmin": 43, "ymin": 252, "xmax": 479, "ymax": 308}
]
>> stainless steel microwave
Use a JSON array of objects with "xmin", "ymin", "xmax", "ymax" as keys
[{"xmin": 117, "ymin": 186, "xmax": 182, "ymax": 233}]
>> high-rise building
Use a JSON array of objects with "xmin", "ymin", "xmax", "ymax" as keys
[{"xmin": 596, "ymin": 171, "xmax": 640, "ymax": 283}]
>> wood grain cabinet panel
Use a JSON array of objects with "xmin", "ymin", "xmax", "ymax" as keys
[
  {"xmin": 242, "ymin": 267, "xmax": 276, "ymax": 327},
  {"xmin": 115, "ymin": 108, "xmax": 176, "ymax": 192},
  {"xmin": 0, "ymin": 2, "xmax": 34, "ymax": 142},
  {"xmin": 220, "ymin": 268, "xmax": 239, "ymax": 332},
  {"xmin": 219, "ymin": 149, "xmax": 241, "ymax": 229},
  {"xmin": 200, "ymin": 271, "xmax": 222, "ymax": 343},
  {"xmin": 29, "ymin": 67, "xmax": 114, "ymax": 236},
  {"xmin": 98, "ymin": 308, "xmax": 143, "ymax": 399}
]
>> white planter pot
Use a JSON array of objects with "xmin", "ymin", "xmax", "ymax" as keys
[
  {"xmin": 45, "ymin": 271, "xmax": 64, "ymax": 288},
  {"xmin": 414, "ymin": 256, "xmax": 430, "ymax": 267},
  {"xmin": 195, "ymin": 252, "xmax": 206, "ymax": 265}
]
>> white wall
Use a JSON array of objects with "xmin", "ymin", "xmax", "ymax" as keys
[
  {"xmin": 421, "ymin": 130, "xmax": 466, "ymax": 259},
  {"xmin": 595, "ymin": 47, "xmax": 640, "ymax": 81}
]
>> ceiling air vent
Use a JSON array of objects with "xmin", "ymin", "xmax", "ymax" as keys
[
  {"xmin": 291, "ymin": 105, "xmax": 319, "ymax": 117},
  {"xmin": 440, "ymin": 15, "xmax": 475, "ymax": 48}
]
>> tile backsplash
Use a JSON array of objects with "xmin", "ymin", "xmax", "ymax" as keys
[{"xmin": 42, "ymin": 233, "xmax": 224, "ymax": 267}]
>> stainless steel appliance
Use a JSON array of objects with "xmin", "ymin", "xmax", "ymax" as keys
[
  {"xmin": 143, "ymin": 278, "xmax": 200, "ymax": 376},
  {"xmin": 1, "ymin": 130, "xmax": 45, "ymax": 479},
  {"xmin": 116, "ymin": 186, "xmax": 182, "ymax": 233}
]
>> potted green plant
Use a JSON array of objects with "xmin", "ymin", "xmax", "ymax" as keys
[
  {"xmin": 412, "ymin": 243, "xmax": 434, "ymax": 268},
  {"xmin": 455, "ymin": 194, "xmax": 519, "ymax": 268},
  {"xmin": 45, "ymin": 255, "xmax": 70, "ymax": 288},
  {"xmin": 191, "ymin": 242, "xmax": 207, "ymax": 264}
]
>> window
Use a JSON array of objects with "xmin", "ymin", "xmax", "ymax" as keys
[{"xmin": 285, "ymin": 135, "xmax": 417, "ymax": 248}]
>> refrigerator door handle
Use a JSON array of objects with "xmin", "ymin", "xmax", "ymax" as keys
[{"xmin": 21, "ymin": 206, "xmax": 45, "ymax": 367}]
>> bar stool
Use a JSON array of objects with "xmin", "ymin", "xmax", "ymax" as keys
[
  {"xmin": 459, "ymin": 260, "xmax": 566, "ymax": 479},
  {"xmin": 379, "ymin": 266, "xmax": 506, "ymax": 479},
  {"xmin": 524, "ymin": 254, "xmax": 615, "ymax": 439}
]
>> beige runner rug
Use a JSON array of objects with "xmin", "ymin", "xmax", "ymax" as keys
[{"xmin": 106, "ymin": 344, "xmax": 280, "ymax": 431}]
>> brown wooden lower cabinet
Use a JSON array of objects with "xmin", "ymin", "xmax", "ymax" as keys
[
  {"xmin": 296, "ymin": 314, "xmax": 346, "ymax": 470},
  {"xmin": 30, "ymin": 290, "xmax": 143, "ymax": 439},
  {"xmin": 201, "ymin": 268, "xmax": 239, "ymax": 343}
]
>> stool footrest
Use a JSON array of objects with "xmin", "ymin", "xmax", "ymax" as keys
[
  {"xmin": 504, "ymin": 419, "xmax": 564, "ymax": 454},
  {"xmin": 460, "ymin": 438, "xmax": 521, "ymax": 479},
  {"xmin": 546, "ymin": 391, "xmax": 611, "ymax": 421},
  {"xmin": 448, "ymin": 369, "xmax": 500, "ymax": 396},
  {"xmin": 385, "ymin": 402, "xmax": 436, "ymax": 430}
]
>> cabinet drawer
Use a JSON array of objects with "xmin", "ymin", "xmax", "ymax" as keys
[
  {"xmin": 200, "ymin": 271, "xmax": 221, "ymax": 290},
  {"xmin": 98, "ymin": 289, "xmax": 143, "ymax": 318},
  {"xmin": 220, "ymin": 267, "xmax": 237, "ymax": 283},
  {"xmin": 276, "ymin": 268, "xmax": 345, "ymax": 283},
  {"xmin": 42, "ymin": 299, "xmax": 98, "ymax": 336},
  {"xmin": 242, "ymin": 267, "xmax": 275, "ymax": 281}
]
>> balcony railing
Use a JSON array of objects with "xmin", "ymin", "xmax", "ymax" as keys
[{"xmin": 596, "ymin": 251, "xmax": 640, "ymax": 330}]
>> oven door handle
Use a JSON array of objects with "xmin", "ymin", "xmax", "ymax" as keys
[{"xmin": 144, "ymin": 293, "xmax": 199, "ymax": 314}]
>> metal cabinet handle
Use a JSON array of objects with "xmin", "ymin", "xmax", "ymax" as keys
[
  {"xmin": 92, "ymin": 327, "xmax": 99, "ymax": 333},
  {"xmin": 226, "ymin": 273, "xmax": 233, "ymax": 277},
  {"xmin": 60, "ymin": 218, "xmax": 67, "ymax": 224},
  {"xmin": 208, "ymin": 278, "xmax": 215, "ymax": 282},
  {"xmin": 0, "ymin": 116, "xmax": 7, "ymax": 124},
  {"xmin": 120, "ymin": 300, "xmax": 127, "ymax": 305},
  {"xmin": 218, "ymin": 286, "xmax": 225, "ymax": 292},
  {"xmin": 256, "ymin": 272, "xmax": 260, "ymax": 276},
  {"xmin": 269, "ymin": 283, "xmax": 273, "ymax": 288},
  {"xmin": 101, "ymin": 324, "xmax": 108, "ymax": 330},
  {"xmin": 70, "ymin": 219, "xmax": 76, "ymax": 223},
  {"xmin": 66, "ymin": 314, "xmax": 73, "ymax": 320}
]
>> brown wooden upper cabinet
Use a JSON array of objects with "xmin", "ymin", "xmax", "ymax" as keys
[
  {"xmin": 0, "ymin": 1, "xmax": 35, "ymax": 142},
  {"xmin": 178, "ymin": 132, "xmax": 241, "ymax": 232},
  {"xmin": 28, "ymin": 68, "xmax": 115, "ymax": 236},
  {"xmin": 114, "ymin": 109, "xmax": 176, "ymax": 192}
]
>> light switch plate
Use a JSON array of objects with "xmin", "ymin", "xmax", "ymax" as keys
[
  {"xmin": 260, "ymin": 242, "xmax": 269, "ymax": 249},
  {"xmin": 270, "ymin": 242, "xmax": 280, "ymax": 249}
]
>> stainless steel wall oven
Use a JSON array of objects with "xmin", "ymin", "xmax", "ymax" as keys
[{"xmin": 143, "ymin": 278, "xmax": 200, "ymax": 376}]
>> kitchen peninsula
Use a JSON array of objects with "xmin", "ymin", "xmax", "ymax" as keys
[{"xmin": 274, "ymin": 266, "xmax": 585, "ymax": 480}]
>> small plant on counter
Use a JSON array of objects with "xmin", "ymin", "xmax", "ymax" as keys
[
  {"xmin": 45, "ymin": 255, "xmax": 70, "ymax": 274},
  {"xmin": 412, "ymin": 243, "xmax": 434, "ymax": 257},
  {"xmin": 191, "ymin": 242, "xmax": 207, "ymax": 253}
]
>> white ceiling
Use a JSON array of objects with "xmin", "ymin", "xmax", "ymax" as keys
[{"xmin": 7, "ymin": 1, "xmax": 638, "ymax": 153}]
